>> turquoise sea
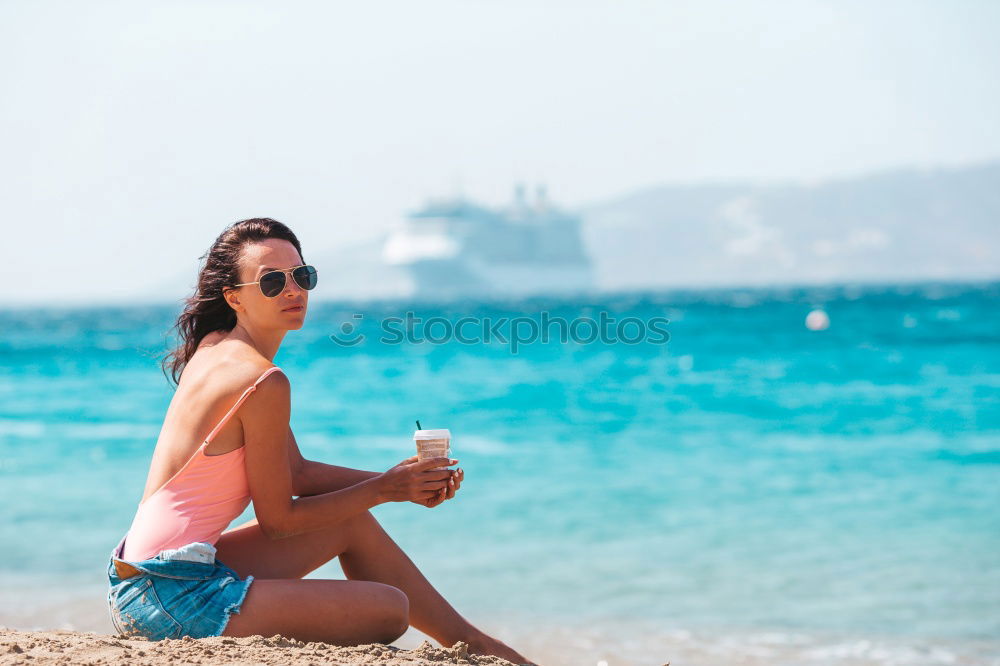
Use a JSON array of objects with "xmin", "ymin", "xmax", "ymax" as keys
[{"xmin": 1, "ymin": 281, "xmax": 998, "ymax": 665}]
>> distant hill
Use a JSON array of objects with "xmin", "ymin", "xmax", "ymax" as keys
[
  {"xmin": 147, "ymin": 162, "xmax": 999, "ymax": 304},
  {"xmin": 580, "ymin": 162, "xmax": 999, "ymax": 291}
]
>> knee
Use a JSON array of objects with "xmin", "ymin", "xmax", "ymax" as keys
[
  {"xmin": 380, "ymin": 585, "xmax": 409, "ymax": 643},
  {"xmin": 349, "ymin": 509, "xmax": 378, "ymax": 530},
  {"xmin": 347, "ymin": 510, "xmax": 384, "ymax": 541}
]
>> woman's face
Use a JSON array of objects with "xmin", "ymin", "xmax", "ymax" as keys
[{"xmin": 226, "ymin": 239, "xmax": 309, "ymax": 330}]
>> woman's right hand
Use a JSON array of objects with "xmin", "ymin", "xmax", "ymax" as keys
[{"xmin": 376, "ymin": 455, "xmax": 458, "ymax": 504}]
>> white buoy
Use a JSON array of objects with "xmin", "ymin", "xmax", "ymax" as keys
[{"xmin": 805, "ymin": 309, "xmax": 830, "ymax": 331}]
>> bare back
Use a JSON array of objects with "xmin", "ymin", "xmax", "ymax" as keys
[{"xmin": 139, "ymin": 331, "xmax": 281, "ymax": 504}]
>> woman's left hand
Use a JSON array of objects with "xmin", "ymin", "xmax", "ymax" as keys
[{"xmin": 415, "ymin": 467, "xmax": 463, "ymax": 508}]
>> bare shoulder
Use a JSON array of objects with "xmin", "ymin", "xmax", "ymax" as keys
[
  {"xmin": 247, "ymin": 363, "xmax": 290, "ymax": 399},
  {"xmin": 220, "ymin": 352, "xmax": 288, "ymax": 402},
  {"xmin": 183, "ymin": 355, "xmax": 288, "ymax": 438},
  {"xmin": 239, "ymin": 363, "xmax": 291, "ymax": 435},
  {"xmin": 226, "ymin": 359, "xmax": 287, "ymax": 398},
  {"xmin": 184, "ymin": 336, "xmax": 286, "ymax": 399}
]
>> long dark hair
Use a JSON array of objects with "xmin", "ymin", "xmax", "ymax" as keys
[{"xmin": 160, "ymin": 218, "xmax": 305, "ymax": 386}]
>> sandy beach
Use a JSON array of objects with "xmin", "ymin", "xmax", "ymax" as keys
[{"xmin": 0, "ymin": 629, "xmax": 531, "ymax": 665}]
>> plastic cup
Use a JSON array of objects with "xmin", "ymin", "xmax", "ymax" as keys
[{"xmin": 414, "ymin": 428, "xmax": 452, "ymax": 471}]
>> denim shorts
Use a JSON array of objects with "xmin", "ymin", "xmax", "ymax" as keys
[{"xmin": 106, "ymin": 534, "xmax": 255, "ymax": 641}]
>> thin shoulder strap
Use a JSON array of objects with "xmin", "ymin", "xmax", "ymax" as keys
[{"xmin": 203, "ymin": 366, "xmax": 284, "ymax": 444}]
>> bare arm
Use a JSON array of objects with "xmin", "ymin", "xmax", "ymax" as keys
[
  {"xmin": 242, "ymin": 372, "xmax": 383, "ymax": 540},
  {"xmin": 286, "ymin": 427, "xmax": 379, "ymax": 497},
  {"xmin": 242, "ymin": 372, "xmax": 453, "ymax": 540}
]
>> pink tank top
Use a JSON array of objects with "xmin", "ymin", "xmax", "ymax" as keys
[{"xmin": 122, "ymin": 366, "xmax": 285, "ymax": 561}]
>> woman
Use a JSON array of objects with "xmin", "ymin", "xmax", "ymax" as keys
[{"xmin": 106, "ymin": 218, "xmax": 532, "ymax": 665}]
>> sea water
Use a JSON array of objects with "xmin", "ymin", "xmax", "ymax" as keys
[{"xmin": 0, "ymin": 281, "xmax": 998, "ymax": 665}]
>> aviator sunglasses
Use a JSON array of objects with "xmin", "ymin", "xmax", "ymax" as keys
[{"xmin": 232, "ymin": 264, "xmax": 318, "ymax": 298}]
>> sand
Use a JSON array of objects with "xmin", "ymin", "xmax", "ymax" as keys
[{"xmin": 0, "ymin": 629, "xmax": 531, "ymax": 665}]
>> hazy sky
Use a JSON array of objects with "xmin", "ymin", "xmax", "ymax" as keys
[{"xmin": 2, "ymin": 0, "xmax": 999, "ymax": 305}]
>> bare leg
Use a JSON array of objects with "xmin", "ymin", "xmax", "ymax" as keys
[
  {"xmin": 340, "ymin": 517, "xmax": 534, "ymax": 664},
  {"xmin": 220, "ymin": 577, "xmax": 409, "ymax": 645},
  {"xmin": 215, "ymin": 511, "xmax": 534, "ymax": 664},
  {"xmin": 337, "ymin": 512, "xmax": 481, "ymax": 646}
]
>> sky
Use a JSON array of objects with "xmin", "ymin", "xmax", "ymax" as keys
[{"xmin": 2, "ymin": 0, "xmax": 999, "ymax": 305}]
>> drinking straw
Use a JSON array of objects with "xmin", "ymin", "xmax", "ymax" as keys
[{"xmin": 416, "ymin": 420, "xmax": 422, "ymax": 430}]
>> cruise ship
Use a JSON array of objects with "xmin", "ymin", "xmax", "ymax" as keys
[{"xmin": 382, "ymin": 184, "xmax": 593, "ymax": 300}]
